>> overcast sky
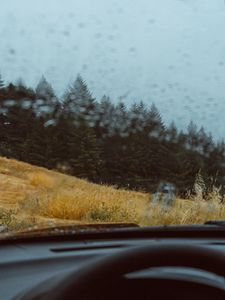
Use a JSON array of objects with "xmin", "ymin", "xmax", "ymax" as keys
[{"xmin": 1, "ymin": 0, "xmax": 225, "ymax": 138}]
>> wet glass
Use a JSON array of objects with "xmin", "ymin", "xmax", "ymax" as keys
[{"xmin": 0, "ymin": 0, "xmax": 225, "ymax": 235}]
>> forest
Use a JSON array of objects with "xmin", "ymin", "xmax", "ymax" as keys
[{"xmin": 0, "ymin": 73, "xmax": 225, "ymax": 196}]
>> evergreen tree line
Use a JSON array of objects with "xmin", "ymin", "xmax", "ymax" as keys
[{"xmin": 0, "ymin": 73, "xmax": 225, "ymax": 196}]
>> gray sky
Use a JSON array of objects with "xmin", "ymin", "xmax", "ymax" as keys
[{"xmin": 1, "ymin": 0, "xmax": 225, "ymax": 138}]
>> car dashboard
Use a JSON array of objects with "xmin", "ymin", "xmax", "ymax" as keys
[{"xmin": 1, "ymin": 230, "xmax": 225, "ymax": 300}]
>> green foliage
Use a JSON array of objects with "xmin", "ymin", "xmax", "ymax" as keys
[
  {"xmin": 0, "ymin": 73, "xmax": 5, "ymax": 89},
  {"xmin": 0, "ymin": 73, "xmax": 225, "ymax": 196},
  {"xmin": 69, "ymin": 126, "xmax": 103, "ymax": 180},
  {"xmin": 0, "ymin": 208, "xmax": 15, "ymax": 226}
]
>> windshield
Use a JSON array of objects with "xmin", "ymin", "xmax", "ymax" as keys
[{"xmin": 1, "ymin": 0, "xmax": 225, "ymax": 237}]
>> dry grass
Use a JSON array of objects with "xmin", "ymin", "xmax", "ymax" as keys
[
  {"xmin": 29, "ymin": 172, "xmax": 56, "ymax": 189},
  {"xmin": 142, "ymin": 198, "xmax": 225, "ymax": 226},
  {"xmin": 0, "ymin": 156, "xmax": 225, "ymax": 233},
  {"xmin": 21, "ymin": 181, "xmax": 146, "ymax": 224},
  {"xmin": 0, "ymin": 157, "xmax": 148, "ymax": 231}
]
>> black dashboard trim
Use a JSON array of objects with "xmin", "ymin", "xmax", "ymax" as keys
[{"xmin": 1, "ymin": 225, "xmax": 225, "ymax": 245}]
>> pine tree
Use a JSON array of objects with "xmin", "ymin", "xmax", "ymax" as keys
[
  {"xmin": 187, "ymin": 121, "xmax": 199, "ymax": 150},
  {"xmin": 1, "ymin": 81, "xmax": 36, "ymax": 160},
  {"xmin": 69, "ymin": 127, "xmax": 103, "ymax": 181},
  {"xmin": 198, "ymin": 127, "xmax": 214, "ymax": 155},
  {"xmin": 177, "ymin": 130, "xmax": 187, "ymax": 147},
  {"xmin": 36, "ymin": 76, "xmax": 56, "ymax": 101},
  {"xmin": 0, "ymin": 73, "xmax": 225, "ymax": 195},
  {"xmin": 35, "ymin": 76, "xmax": 59, "ymax": 120},
  {"xmin": 114, "ymin": 101, "xmax": 129, "ymax": 137},
  {"xmin": 95, "ymin": 95, "xmax": 116, "ymax": 138},
  {"xmin": 23, "ymin": 119, "xmax": 48, "ymax": 166},
  {"xmin": 48, "ymin": 114, "xmax": 73, "ymax": 169},
  {"xmin": 167, "ymin": 121, "xmax": 178, "ymax": 143},
  {"xmin": 0, "ymin": 73, "xmax": 5, "ymax": 89},
  {"xmin": 0, "ymin": 74, "xmax": 6, "ymax": 113},
  {"xmin": 129, "ymin": 102, "xmax": 147, "ymax": 135},
  {"xmin": 145, "ymin": 103, "xmax": 165, "ymax": 138},
  {"xmin": 63, "ymin": 75, "xmax": 96, "ymax": 128}
]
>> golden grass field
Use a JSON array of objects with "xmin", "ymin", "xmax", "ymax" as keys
[{"xmin": 0, "ymin": 156, "xmax": 225, "ymax": 233}]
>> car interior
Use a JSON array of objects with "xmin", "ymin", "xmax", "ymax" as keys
[{"xmin": 0, "ymin": 224, "xmax": 224, "ymax": 299}]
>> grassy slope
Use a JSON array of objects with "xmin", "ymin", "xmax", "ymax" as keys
[
  {"xmin": 0, "ymin": 157, "xmax": 148, "ymax": 231},
  {"xmin": 0, "ymin": 157, "xmax": 225, "ymax": 232}
]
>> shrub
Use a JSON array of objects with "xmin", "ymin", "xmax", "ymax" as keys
[{"xmin": 0, "ymin": 208, "xmax": 15, "ymax": 227}]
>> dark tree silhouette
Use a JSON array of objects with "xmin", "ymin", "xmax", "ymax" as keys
[{"xmin": 0, "ymin": 73, "xmax": 224, "ymax": 196}]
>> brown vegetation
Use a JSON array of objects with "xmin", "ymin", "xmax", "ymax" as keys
[{"xmin": 0, "ymin": 157, "xmax": 225, "ymax": 233}]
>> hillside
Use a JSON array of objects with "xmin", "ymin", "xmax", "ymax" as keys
[
  {"xmin": 0, "ymin": 157, "xmax": 225, "ymax": 233},
  {"xmin": 0, "ymin": 157, "xmax": 148, "ymax": 231}
]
